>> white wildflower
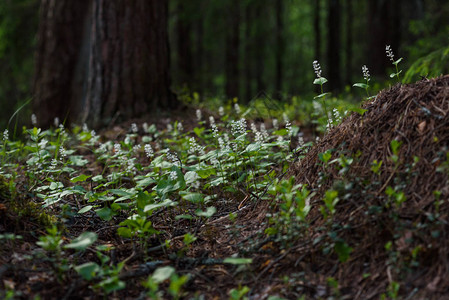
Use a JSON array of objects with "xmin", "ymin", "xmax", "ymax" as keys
[
  {"xmin": 297, "ymin": 135, "xmax": 305, "ymax": 148},
  {"xmin": 131, "ymin": 123, "xmax": 138, "ymax": 133},
  {"xmin": 133, "ymin": 144, "xmax": 141, "ymax": 153},
  {"xmin": 169, "ymin": 170, "xmax": 178, "ymax": 181},
  {"xmin": 362, "ymin": 65, "xmax": 370, "ymax": 81},
  {"xmin": 260, "ymin": 123, "xmax": 269, "ymax": 140},
  {"xmin": 255, "ymin": 131, "xmax": 264, "ymax": 144},
  {"xmin": 234, "ymin": 103, "xmax": 241, "ymax": 115},
  {"xmin": 386, "ymin": 45, "xmax": 394, "ymax": 61},
  {"xmin": 31, "ymin": 114, "xmax": 37, "ymax": 126},
  {"xmin": 272, "ymin": 118, "xmax": 279, "ymax": 130},
  {"xmin": 283, "ymin": 113, "xmax": 289, "ymax": 124},
  {"xmin": 3, "ymin": 129, "xmax": 8, "ymax": 141},
  {"xmin": 230, "ymin": 118, "xmax": 247, "ymax": 137},
  {"xmin": 39, "ymin": 139, "xmax": 48, "ymax": 149},
  {"xmin": 196, "ymin": 109, "xmax": 202, "ymax": 121},
  {"xmin": 82, "ymin": 123, "xmax": 89, "ymax": 132},
  {"xmin": 285, "ymin": 121, "xmax": 292, "ymax": 137},
  {"xmin": 167, "ymin": 151, "xmax": 180, "ymax": 167},
  {"xmin": 167, "ymin": 123, "xmax": 173, "ymax": 132},
  {"xmin": 126, "ymin": 159, "xmax": 136, "ymax": 173},
  {"xmin": 144, "ymin": 144, "xmax": 154, "ymax": 158},
  {"xmin": 250, "ymin": 122, "xmax": 258, "ymax": 133},
  {"xmin": 177, "ymin": 122, "xmax": 184, "ymax": 132},
  {"xmin": 188, "ymin": 137, "xmax": 205, "ymax": 155},
  {"xmin": 59, "ymin": 146, "xmax": 67, "ymax": 158},
  {"xmin": 49, "ymin": 159, "xmax": 58, "ymax": 170},
  {"xmin": 219, "ymin": 106, "xmax": 225, "ymax": 117},
  {"xmin": 313, "ymin": 60, "xmax": 322, "ymax": 78},
  {"xmin": 98, "ymin": 143, "xmax": 108, "ymax": 153},
  {"xmin": 142, "ymin": 122, "xmax": 149, "ymax": 133},
  {"xmin": 113, "ymin": 143, "xmax": 121, "ymax": 154},
  {"xmin": 54, "ymin": 117, "xmax": 59, "ymax": 127}
]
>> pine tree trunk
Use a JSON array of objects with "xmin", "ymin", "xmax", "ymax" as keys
[
  {"xmin": 327, "ymin": 0, "xmax": 341, "ymax": 92},
  {"xmin": 275, "ymin": 0, "xmax": 284, "ymax": 95},
  {"xmin": 33, "ymin": 0, "xmax": 90, "ymax": 128},
  {"xmin": 225, "ymin": 0, "xmax": 240, "ymax": 99},
  {"xmin": 82, "ymin": 0, "xmax": 175, "ymax": 127},
  {"xmin": 33, "ymin": 0, "xmax": 176, "ymax": 128}
]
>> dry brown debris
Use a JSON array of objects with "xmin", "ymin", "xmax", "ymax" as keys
[{"xmin": 281, "ymin": 75, "xmax": 449, "ymax": 298}]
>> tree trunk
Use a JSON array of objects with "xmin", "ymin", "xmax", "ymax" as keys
[
  {"xmin": 176, "ymin": 0, "xmax": 193, "ymax": 89},
  {"xmin": 314, "ymin": 0, "xmax": 321, "ymax": 62},
  {"xmin": 225, "ymin": 0, "xmax": 240, "ymax": 99},
  {"xmin": 33, "ymin": 0, "xmax": 90, "ymax": 128},
  {"xmin": 244, "ymin": 4, "xmax": 253, "ymax": 102},
  {"xmin": 327, "ymin": 0, "xmax": 341, "ymax": 92},
  {"xmin": 83, "ymin": 0, "xmax": 175, "ymax": 127},
  {"xmin": 33, "ymin": 0, "xmax": 175, "ymax": 128},
  {"xmin": 254, "ymin": 2, "xmax": 266, "ymax": 93},
  {"xmin": 367, "ymin": 0, "xmax": 390, "ymax": 78},
  {"xmin": 275, "ymin": 0, "xmax": 284, "ymax": 95},
  {"xmin": 345, "ymin": 0, "xmax": 353, "ymax": 86}
]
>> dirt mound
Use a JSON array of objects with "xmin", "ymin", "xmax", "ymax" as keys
[{"xmin": 284, "ymin": 75, "xmax": 449, "ymax": 298}]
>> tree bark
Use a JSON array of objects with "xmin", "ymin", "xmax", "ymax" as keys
[
  {"xmin": 83, "ymin": 0, "xmax": 175, "ymax": 127},
  {"xmin": 225, "ymin": 0, "xmax": 240, "ymax": 99},
  {"xmin": 327, "ymin": 0, "xmax": 341, "ymax": 92},
  {"xmin": 33, "ymin": 0, "xmax": 175, "ymax": 128},
  {"xmin": 176, "ymin": 0, "xmax": 193, "ymax": 89},
  {"xmin": 33, "ymin": 0, "xmax": 90, "ymax": 128},
  {"xmin": 275, "ymin": 0, "xmax": 284, "ymax": 95},
  {"xmin": 314, "ymin": 0, "xmax": 321, "ymax": 62},
  {"xmin": 367, "ymin": 0, "xmax": 390, "ymax": 77},
  {"xmin": 345, "ymin": 0, "xmax": 353, "ymax": 86}
]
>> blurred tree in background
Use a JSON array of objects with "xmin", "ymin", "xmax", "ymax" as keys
[
  {"xmin": 0, "ymin": 0, "xmax": 38, "ymax": 129},
  {"xmin": 0, "ymin": 0, "xmax": 449, "ymax": 129}
]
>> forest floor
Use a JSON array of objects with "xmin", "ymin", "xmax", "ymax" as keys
[{"xmin": 2, "ymin": 76, "xmax": 449, "ymax": 299}]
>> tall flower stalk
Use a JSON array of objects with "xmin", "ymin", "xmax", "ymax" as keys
[
  {"xmin": 386, "ymin": 45, "xmax": 403, "ymax": 82},
  {"xmin": 312, "ymin": 60, "xmax": 331, "ymax": 128}
]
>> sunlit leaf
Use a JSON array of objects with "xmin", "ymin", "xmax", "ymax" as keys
[
  {"xmin": 65, "ymin": 232, "xmax": 98, "ymax": 251},
  {"xmin": 224, "ymin": 257, "xmax": 253, "ymax": 265}
]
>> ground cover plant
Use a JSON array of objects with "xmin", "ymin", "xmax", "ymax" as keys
[{"xmin": 1, "ymin": 48, "xmax": 449, "ymax": 299}]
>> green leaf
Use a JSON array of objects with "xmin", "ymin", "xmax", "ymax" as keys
[
  {"xmin": 109, "ymin": 189, "xmax": 133, "ymax": 197},
  {"xmin": 313, "ymin": 92, "xmax": 331, "ymax": 99},
  {"xmin": 152, "ymin": 266, "xmax": 175, "ymax": 283},
  {"xmin": 193, "ymin": 127, "xmax": 205, "ymax": 137},
  {"xmin": 144, "ymin": 199, "xmax": 176, "ymax": 213},
  {"xmin": 353, "ymin": 83, "xmax": 369, "ymax": 89},
  {"xmin": 175, "ymin": 214, "xmax": 194, "ymax": 220},
  {"xmin": 75, "ymin": 262, "xmax": 100, "ymax": 281},
  {"xmin": 224, "ymin": 257, "xmax": 253, "ymax": 265},
  {"xmin": 393, "ymin": 57, "xmax": 403, "ymax": 65},
  {"xmin": 70, "ymin": 174, "xmax": 91, "ymax": 183},
  {"xmin": 349, "ymin": 107, "xmax": 367, "ymax": 115},
  {"xmin": 313, "ymin": 77, "xmax": 328, "ymax": 85},
  {"xmin": 196, "ymin": 168, "xmax": 216, "ymax": 179},
  {"xmin": 334, "ymin": 241, "xmax": 353, "ymax": 262},
  {"xmin": 78, "ymin": 205, "xmax": 93, "ymax": 214},
  {"xmin": 117, "ymin": 227, "xmax": 133, "ymax": 238},
  {"xmin": 181, "ymin": 192, "xmax": 204, "ymax": 203},
  {"xmin": 195, "ymin": 206, "xmax": 216, "ymax": 218},
  {"xmin": 95, "ymin": 207, "xmax": 114, "ymax": 221},
  {"xmin": 64, "ymin": 232, "xmax": 98, "ymax": 251},
  {"xmin": 92, "ymin": 175, "xmax": 104, "ymax": 182}
]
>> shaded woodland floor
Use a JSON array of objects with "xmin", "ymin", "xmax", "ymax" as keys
[{"xmin": 2, "ymin": 76, "xmax": 449, "ymax": 299}]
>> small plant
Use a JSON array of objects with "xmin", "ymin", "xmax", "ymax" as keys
[
  {"xmin": 353, "ymin": 65, "xmax": 371, "ymax": 97},
  {"xmin": 386, "ymin": 45, "xmax": 403, "ymax": 81},
  {"xmin": 312, "ymin": 60, "xmax": 331, "ymax": 128}
]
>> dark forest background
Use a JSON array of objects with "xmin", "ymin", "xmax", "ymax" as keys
[{"xmin": 0, "ymin": 0, "xmax": 448, "ymax": 129}]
